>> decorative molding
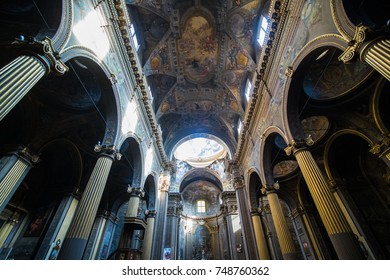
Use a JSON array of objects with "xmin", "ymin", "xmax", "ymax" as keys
[
  {"xmin": 94, "ymin": 143, "xmax": 122, "ymax": 160},
  {"xmin": 12, "ymin": 36, "xmax": 68, "ymax": 75},
  {"xmin": 338, "ymin": 24, "xmax": 369, "ymax": 63},
  {"xmin": 113, "ymin": 0, "xmax": 168, "ymax": 166}
]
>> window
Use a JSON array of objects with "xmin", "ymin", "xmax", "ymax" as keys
[
  {"xmin": 257, "ymin": 17, "xmax": 269, "ymax": 46},
  {"xmin": 237, "ymin": 120, "xmax": 242, "ymax": 134},
  {"xmin": 197, "ymin": 200, "xmax": 206, "ymax": 213},
  {"xmin": 245, "ymin": 79, "xmax": 252, "ymax": 101},
  {"xmin": 130, "ymin": 23, "xmax": 140, "ymax": 50}
]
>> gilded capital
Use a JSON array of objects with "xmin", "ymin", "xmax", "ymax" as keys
[
  {"xmin": 284, "ymin": 139, "xmax": 307, "ymax": 156},
  {"xmin": 339, "ymin": 24, "xmax": 369, "ymax": 63},
  {"xmin": 261, "ymin": 182, "xmax": 280, "ymax": 194}
]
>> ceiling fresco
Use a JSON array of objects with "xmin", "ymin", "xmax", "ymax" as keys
[{"xmin": 126, "ymin": 0, "xmax": 265, "ymax": 154}]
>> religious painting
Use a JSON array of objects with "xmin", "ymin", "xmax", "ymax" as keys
[{"xmin": 23, "ymin": 207, "xmax": 51, "ymax": 237}]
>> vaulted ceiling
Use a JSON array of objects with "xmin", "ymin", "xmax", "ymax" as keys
[{"xmin": 126, "ymin": 0, "xmax": 266, "ymax": 156}]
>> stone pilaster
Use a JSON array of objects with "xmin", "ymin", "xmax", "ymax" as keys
[
  {"xmin": 126, "ymin": 187, "xmax": 144, "ymax": 218},
  {"xmin": 0, "ymin": 37, "xmax": 68, "ymax": 121},
  {"xmin": 0, "ymin": 147, "xmax": 39, "ymax": 213},
  {"xmin": 287, "ymin": 142, "xmax": 365, "ymax": 259},
  {"xmin": 57, "ymin": 144, "xmax": 121, "ymax": 260},
  {"xmin": 261, "ymin": 183, "xmax": 298, "ymax": 259}
]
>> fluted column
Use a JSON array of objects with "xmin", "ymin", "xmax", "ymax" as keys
[
  {"xmin": 0, "ymin": 212, "xmax": 20, "ymax": 247},
  {"xmin": 152, "ymin": 168, "xmax": 171, "ymax": 259},
  {"xmin": 262, "ymin": 184, "xmax": 298, "ymax": 259},
  {"xmin": 0, "ymin": 147, "xmax": 39, "ymax": 213},
  {"xmin": 232, "ymin": 172, "xmax": 259, "ymax": 259},
  {"xmin": 57, "ymin": 144, "xmax": 121, "ymax": 260},
  {"xmin": 339, "ymin": 24, "xmax": 390, "ymax": 81},
  {"xmin": 286, "ymin": 143, "xmax": 365, "ymax": 259},
  {"xmin": 250, "ymin": 208, "xmax": 270, "ymax": 260},
  {"xmin": 0, "ymin": 37, "xmax": 68, "ymax": 121},
  {"xmin": 142, "ymin": 210, "xmax": 156, "ymax": 260}
]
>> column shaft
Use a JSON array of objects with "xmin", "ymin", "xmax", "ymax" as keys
[
  {"xmin": 362, "ymin": 38, "xmax": 390, "ymax": 81},
  {"xmin": 58, "ymin": 155, "xmax": 113, "ymax": 259},
  {"xmin": 142, "ymin": 216, "xmax": 155, "ymax": 260},
  {"xmin": 0, "ymin": 154, "xmax": 33, "ymax": 213},
  {"xmin": 267, "ymin": 191, "xmax": 297, "ymax": 259},
  {"xmin": 251, "ymin": 213, "xmax": 270, "ymax": 259},
  {"xmin": 294, "ymin": 149, "xmax": 365, "ymax": 259},
  {"xmin": 0, "ymin": 56, "xmax": 46, "ymax": 121}
]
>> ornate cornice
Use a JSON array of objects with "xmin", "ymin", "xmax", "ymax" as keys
[
  {"xmin": 232, "ymin": 0, "xmax": 283, "ymax": 165},
  {"xmin": 112, "ymin": 0, "xmax": 168, "ymax": 166}
]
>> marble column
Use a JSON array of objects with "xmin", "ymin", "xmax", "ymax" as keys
[
  {"xmin": 250, "ymin": 208, "xmax": 270, "ymax": 260},
  {"xmin": 233, "ymin": 173, "xmax": 259, "ymax": 259},
  {"xmin": 339, "ymin": 24, "xmax": 390, "ymax": 81},
  {"xmin": 286, "ymin": 143, "xmax": 365, "ymax": 259},
  {"xmin": 0, "ymin": 147, "xmax": 39, "ymax": 213},
  {"xmin": 262, "ymin": 184, "xmax": 298, "ymax": 259},
  {"xmin": 57, "ymin": 144, "xmax": 121, "ymax": 260},
  {"xmin": 151, "ymin": 168, "xmax": 171, "ymax": 259},
  {"xmin": 142, "ymin": 210, "xmax": 156, "ymax": 260},
  {"xmin": 0, "ymin": 37, "xmax": 68, "ymax": 121}
]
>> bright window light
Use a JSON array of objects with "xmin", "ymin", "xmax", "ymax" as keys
[
  {"xmin": 144, "ymin": 146, "xmax": 154, "ymax": 176},
  {"xmin": 245, "ymin": 79, "xmax": 252, "ymax": 101},
  {"xmin": 121, "ymin": 100, "xmax": 138, "ymax": 134},
  {"xmin": 130, "ymin": 23, "xmax": 140, "ymax": 51},
  {"xmin": 238, "ymin": 120, "xmax": 242, "ymax": 134},
  {"xmin": 257, "ymin": 17, "xmax": 268, "ymax": 46},
  {"xmin": 197, "ymin": 200, "xmax": 206, "ymax": 213},
  {"xmin": 73, "ymin": 9, "xmax": 110, "ymax": 60}
]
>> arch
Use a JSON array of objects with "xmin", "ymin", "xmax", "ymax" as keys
[
  {"xmin": 323, "ymin": 130, "xmax": 390, "ymax": 258},
  {"xmin": 323, "ymin": 129, "xmax": 374, "ymax": 183},
  {"xmin": 179, "ymin": 168, "xmax": 223, "ymax": 193},
  {"xmin": 143, "ymin": 173, "xmax": 157, "ymax": 210},
  {"xmin": 335, "ymin": 0, "xmax": 390, "ymax": 37},
  {"xmin": 371, "ymin": 77, "xmax": 390, "ymax": 134},
  {"xmin": 52, "ymin": 0, "xmax": 73, "ymax": 50},
  {"xmin": 247, "ymin": 169, "xmax": 263, "ymax": 209},
  {"xmin": 117, "ymin": 136, "xmax": 143, "ymax": 189},
  {"xmin": 60, "ymin": 47, "xmax": 121, "ymax": 146},
  {"xmin": 259, "ymin": 126, "xmax": 289, "ymax": 185},
  {"xmin": 281, "ymin": 35, "xmax": 373, "ymax": 141},
  {"xmin": 165, "ymin": 128, "xmax": 237, "ymax": 161}
]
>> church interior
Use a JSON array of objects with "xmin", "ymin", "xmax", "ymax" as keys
[{"xmin": 0, "ymin": 0, "xmax": 390, "ymax": 260}]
